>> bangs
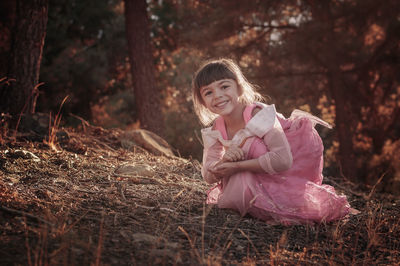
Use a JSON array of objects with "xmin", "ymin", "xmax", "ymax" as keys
[
  {"xmin": 193, "ymin": 62, "xmax": 237, "ymax": 90},
  {"xmin": 191, "ymin": 58, "xmax": 264, "ymax": 125}
]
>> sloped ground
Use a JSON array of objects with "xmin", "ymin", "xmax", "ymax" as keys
[{"xmin": 0, "ymin": 126, "xmax": 399, "ymax": 265}]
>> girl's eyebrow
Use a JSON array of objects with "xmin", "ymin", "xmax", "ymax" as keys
[
  {"xmin": 200, "ymin": 86, "xmax": 211, "ymax": 94},
  {"xmin": 217, "ymin": 79, "xmax": 232, "ymax": 86},
  {"xmin": 217, "ymin": 79, "xmax": 228, "ymax": 84},
  {"xmin": 200, "ymin": 79, "xmax": 231, "ymax": 93}
]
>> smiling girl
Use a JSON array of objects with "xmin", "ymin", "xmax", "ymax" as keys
[{"xmin": 192, "ymin": 58, "xmax": 352, "ymax": 225}]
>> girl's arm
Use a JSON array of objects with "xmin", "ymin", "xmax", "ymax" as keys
[
  {"xmin": 213, "ymin": 108, "xmax": 292, "ymax": 175},
  {"xmin": 256, "ymin": 117, "xmax": 293, "ymax": 174},
  {"xmin": 213, "ymin": 123, "xmax": 292, "ymax": 175},
  {"xmin": 201, "ymin": 141, "xmax": 225, "ymax": 184}
]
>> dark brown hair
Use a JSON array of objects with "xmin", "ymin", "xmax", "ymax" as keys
[{"xmin": 192, "ymin": 58, "xmax": 264, "ymax": 125}]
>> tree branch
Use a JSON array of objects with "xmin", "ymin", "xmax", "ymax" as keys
[{"xmin": 242, "ymin": 23, "xmax": 298, "ymax": 30}]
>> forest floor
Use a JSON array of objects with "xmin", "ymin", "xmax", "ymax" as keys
[{"xmin": 0, "ymin": 125, "xmax": 399, "ymax": 265}]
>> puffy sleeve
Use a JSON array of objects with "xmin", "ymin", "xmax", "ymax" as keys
[
  {"xmin": 247, "ymin": 104, "xmax": 293, "ymax": 174},
  {"xmin": 201, "ymin": 128, "xmax": 225, "ymax": 184}
]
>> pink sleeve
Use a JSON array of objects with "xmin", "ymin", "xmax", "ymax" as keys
[
  {"xmin": 257, "ymin": 118, "xmax": 293, "ymax": 174},
  {"xmin": 201, "ymin": 141, "xmax": 224, "ymax": 184}
]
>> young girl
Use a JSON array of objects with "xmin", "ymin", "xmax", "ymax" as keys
[{"xmin": 192, "ymin": 58, "xmax": 351, "ymax": 225}]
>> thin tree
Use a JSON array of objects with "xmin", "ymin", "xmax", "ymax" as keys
[
  {"xmin": 0, "ymin": 0, "xmax": 48, "ymax": 118},
  {"xmin": 124, "ymin": 0, "xmax": 163, "ymax": 134}
]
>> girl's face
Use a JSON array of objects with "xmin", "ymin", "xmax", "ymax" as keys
[{"xmin": 199, "ymin": 79, "xmax": 242, "ymax": 117}]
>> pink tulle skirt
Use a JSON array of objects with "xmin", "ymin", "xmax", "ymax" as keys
[{"xmin": 207, "ymin": 117, "xmax": 350, "ymax": 224}]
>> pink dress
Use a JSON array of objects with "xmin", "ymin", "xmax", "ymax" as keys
[{"xmin": 201, "ymin": 103, "xmax": 350, "ymax": 224}]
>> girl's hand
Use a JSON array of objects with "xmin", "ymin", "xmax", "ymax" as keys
[
  {"xmin": 209, "ymin": 161, "xmax": 239, "ymax": 179},
  {"xmin": 222, "ymin": 146, "xmax": 245, "ymax": 162}
]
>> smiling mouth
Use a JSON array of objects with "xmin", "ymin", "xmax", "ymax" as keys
[{"xmin": 214, "ymin": 100, "xmax": 229, "ymax": 108}]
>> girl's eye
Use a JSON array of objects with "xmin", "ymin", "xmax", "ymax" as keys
[
  {"xmin": 221, "ymin": 85, "xmax": 229, "ymax": 90},
  {"xmin": 204, "ymin": 91, "xmax": 212, "ymax": 96}
]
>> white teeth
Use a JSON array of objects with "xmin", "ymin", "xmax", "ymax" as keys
[{"xmin": 215, "ymin": 101, "xmax": 228, "ymax": 107}]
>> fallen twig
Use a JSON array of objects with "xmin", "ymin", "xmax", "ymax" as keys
[{"xmin": 0, "ymin": 205, "xmax": 54, "ymax": 226}]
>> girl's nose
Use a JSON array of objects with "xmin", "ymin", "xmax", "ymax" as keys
[{"xmin": 214, "ymin": 88, "xmax": 223, "ymax": 98}]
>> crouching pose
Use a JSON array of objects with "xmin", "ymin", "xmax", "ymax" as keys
[{"xmin": 192, "ymin": 58, "xmax": 352, "ymax": 225}]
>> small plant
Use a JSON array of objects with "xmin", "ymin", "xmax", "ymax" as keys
[
  {"xmin": 44, "ymin": 96, "xmax": 69, "ymax": 151},
  {"xmin": 0, "ymin": 77, "xmax": 15, "ymax": 144},
  {"xmin": 0, "ymin": 113, "xmax": 11, "ymax": 145},
  {"xmin": 13, "ymin": 81, "xmax": 43, "ymax": 142}
]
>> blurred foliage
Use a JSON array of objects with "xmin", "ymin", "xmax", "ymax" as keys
[
  {"xmin": 36, "ymin": 0, "xmax": 400, "ymax": 191},
  {"xmin": 40, "ymin": 0, "xmax": 131, "ymax": 120}
]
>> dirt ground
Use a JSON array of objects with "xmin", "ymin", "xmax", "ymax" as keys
[{"xmin": 0, "ymin": 126, "xmax": 399, "ymax": 265}]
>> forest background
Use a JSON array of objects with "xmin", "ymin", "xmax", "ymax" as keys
[{"xmin": 0, "ymin": 0, "xmax": 399, "ymax": 193}]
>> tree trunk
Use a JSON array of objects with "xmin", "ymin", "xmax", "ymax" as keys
[
  {"xmin": 309, "ymin": 1, "xmax": 358, "ymax": 181},
  {"xmin": 328, "ymin": 71, "xmax": 358, "ymax": 181},
  {"xmin": 124, "ymin": 0, "xmax": 163, "ymax": 135},
  {"xmin": 0, "ymin": 0, "xmax": 48, "ymax": 117}
]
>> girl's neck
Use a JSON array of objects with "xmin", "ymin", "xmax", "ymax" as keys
[{"xmin": 223, "ymin": 103, "xmax": 246, "ymax": 139}]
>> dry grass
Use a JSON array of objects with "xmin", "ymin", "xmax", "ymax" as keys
[
  {"xmin": 43, "ymin": 96, "xmax": 69, "ymax": 152},
  {"xmin": 0, "ymin": 125, "xmax": 399, "ymax": 265}
]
